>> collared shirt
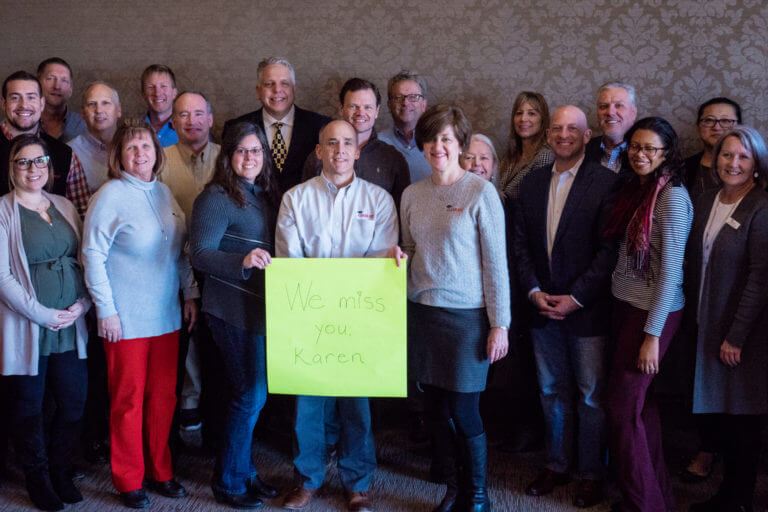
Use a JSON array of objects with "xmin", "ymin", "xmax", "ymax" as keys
[
  {"xmin": 600, "ymin": 139, "xmax": 626, "ymax": 173},
  {"xmin": 378, "ymin": 126, "xmax": 431, "ymax": 183},
  {"xmin": 547, "ymin": 157, "xmax": 583, "ymax": 258},
  {"xmin": 59, "ymin": 108, "xmax": 86, "ymax": 143},
  {"xmin": 161, "ymin": 141, "xmax": 221, "ymax": 223},
  {"xmin": 263, "ymin": 106, "xmax": 296, "ymax": 151},
  {"xmin": 68, "ymin": 131, "xmax": 109, "ymax": 193},
  {"xmin": 144, "ymin": 114, "xmax": 178, "ymax": 147},
  {"xmin": 276, "ymin": 174, "xmax": 398, "ymax": 259}
]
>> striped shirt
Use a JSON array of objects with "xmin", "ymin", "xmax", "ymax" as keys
[{"xmin": 611, "ymin": 184, "xmax": 693, "ymax": 336}]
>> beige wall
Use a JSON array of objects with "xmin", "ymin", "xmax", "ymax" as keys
[{"xmin": 2, "ymin": 0, "xmax": 766, "ymax": 154}]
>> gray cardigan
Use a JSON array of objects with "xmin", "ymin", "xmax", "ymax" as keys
[
  {"xmin": 0, "ymin": 193, "xmax": 90, "ymax": 375},
  {"xmin": 687, "ymin": 187, "xmax": 768, "ymax": 414}
]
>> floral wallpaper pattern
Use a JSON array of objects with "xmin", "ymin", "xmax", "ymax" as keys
[{"xmin": 2, "ymin": 0, "xmax": 766, "ymax": 154}]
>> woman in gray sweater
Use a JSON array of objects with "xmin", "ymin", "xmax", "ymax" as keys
[
  {"xmin": 399, "ymin": 104, "xmax": 510, "ymax": 512},
  {"xmin": 189, "ymin": 121, "xmax": 280, "ymax": 509},
  {"xmin": 686, "ymin": 127, "xmax": 768, "ymax": 512}
]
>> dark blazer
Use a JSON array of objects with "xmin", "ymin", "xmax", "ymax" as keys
[
  {"xmin": 0, "ymin": 131, "xmax": 72, "ymax": 197},
  {"xmin": 222, "ymin": 106, "xmax": 331, "ymax": 194},
  {"xmin": 584, "ymin": 135, "xmax": 631, "ymax": 181},
  {"xmin": 513, "ymin": 158, "xmax": 620, "ymax": 336},
  {"xmin": 686, "ymin": 187, "xmax": 768, "ymax": 414}
]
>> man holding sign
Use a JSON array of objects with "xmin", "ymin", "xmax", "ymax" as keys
[{"xmin": 275, "ymin": 120, "xmax": 399, "ymax": 511}]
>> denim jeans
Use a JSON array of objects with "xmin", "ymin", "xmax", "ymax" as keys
[
  {"xmin": 206, "ymin": 315, "xmax": 268, "ymax": 495},
  {"xmin": 530, "ymin": 320, "xmax": 606, "ymax": 478},
  {"xmin": 294, "ymin": 396, "xmax": 376, "ymax": 491}
]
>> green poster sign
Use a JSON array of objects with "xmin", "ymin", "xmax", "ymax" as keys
[{"xmin": 265, "ymin": 258, "xmax": 407, "ymax": 397}]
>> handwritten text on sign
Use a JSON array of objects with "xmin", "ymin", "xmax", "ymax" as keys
[{"xmin": 265, "ymin": 258, "xmax": 407, "ymax": 397}]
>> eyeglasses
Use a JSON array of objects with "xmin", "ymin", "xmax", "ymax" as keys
[
  {"xmin": 627, "ymin": 143, "xmax": 665, "ymax": 157},
  {"xmin": 390, "ymin": 94, "xmax": 424, "ymax": 104},
  {"xmin": 698, "ymin": 117, "xmax": 737, "ymax": 129},
  {"xmin": 234, "ymin": 147, "xmax": 263, "ymax": 157},
  {"xmin": 13, "ymin": 156, "xmax": 50, "ymax": 170}
]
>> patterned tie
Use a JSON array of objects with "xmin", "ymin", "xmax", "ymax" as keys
[{"xmin": 271, "ymin": 122, "xmax": 287, "ymax": 172}]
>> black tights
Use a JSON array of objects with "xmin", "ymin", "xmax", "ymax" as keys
[{"xmin": 422, "ymin": 384, "xmax": 483, "ymax": 438}]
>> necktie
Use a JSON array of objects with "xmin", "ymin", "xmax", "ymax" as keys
[{"xmin": 272, "ymin": 122, "xmax": 287, "ymax": 172}]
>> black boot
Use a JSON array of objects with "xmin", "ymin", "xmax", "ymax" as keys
[
  {"xmin": 49, "ymin": 420, "xmax": 83, "ymax": 503},
  {"xmin": 15, "ymin": 415, "xmax": 64, "ymax": 511},
  {"xmin": 430, "ymin": 419, "xmax": 459, "ymax": 512},
  {"xmin": 459, "ymin": 432, "xmax": 490, "ymax": 512}
]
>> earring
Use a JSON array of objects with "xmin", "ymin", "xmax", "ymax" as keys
[{"xmin": 755, "ymin": 172, "xmax": 759, "ymax": 178}]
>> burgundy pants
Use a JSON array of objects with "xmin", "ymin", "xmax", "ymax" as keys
[
  {"xmin": 606, "ymin": 300, "xmax": 681, "ymax": 512},
  {"xmin": 104, "ymin": 331, "xmax": 179, "ymax": 493}
]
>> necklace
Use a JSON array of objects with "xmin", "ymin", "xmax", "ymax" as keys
[{"xmin": 15, "ymin": 193, "xmax": 50, "ymax": 213}]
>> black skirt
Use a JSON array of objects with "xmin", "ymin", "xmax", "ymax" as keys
[{"xmin": 408, "ymin": 301, "xmax": 490, "ymax": 393}]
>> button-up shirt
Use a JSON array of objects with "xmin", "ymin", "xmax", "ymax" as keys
[
  {"xmin": 546, "ymin": 157, "xmax": 583, "ymax": 258},
  {"xmin": 160, "ymin": 141, "xmax": 220, "ymax": 223},
  {"xmin": 263, "ymin": 106, "xmax": 295, "ymax": 151},
  {"xmin": 600, "ymin": 140, "xmax": 626, "ymax": 173},
  {"xmin": 68, "ymin": 131, "xmax": 109, "ymax": 194},
  {"xmin": 276, "ymin": 174, "xmax": 398, "ymax": 259},
  {"xmin": 378, "ymin": 126, "xmax": 431, "ymax": 183},
  {"xmin": 144, "ymin": 114, "xmax": 178, "ymax": 147},
  {"xmin": 59, "ymin": 108, "xmax": 86, "ymax": 143}
]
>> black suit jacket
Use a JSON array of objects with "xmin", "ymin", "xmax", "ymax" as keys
[
  {"xmin": 585, "ymin": 135, "xmax": 632, "ymax": 181},
  {"xmin": 223, "ymin": 106, "xmax": 331, "ymax": 194},
  {"xmin": 0, "ymin": 131, "xmax": 72, "ymax": 197},
  {"xmin": 513, "ymin": 158, "xmax": 620, "ymax": 336}
]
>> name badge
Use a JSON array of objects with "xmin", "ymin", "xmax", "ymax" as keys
[
  {"xmin": 356, "ymin": 211, "xmax": 375, "ymax": 220},
  {"xmin": 726, "ymin": 217, "xmax": 741, "ymax": 229}
]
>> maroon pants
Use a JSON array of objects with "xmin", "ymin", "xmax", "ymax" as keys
[
  {"xmin": 606, "ymin": 300, "xmax": 681, "ymax": 512},
  {"xmin": 104, "ymin": 331, "xmax": 179, "ymax": 493}
]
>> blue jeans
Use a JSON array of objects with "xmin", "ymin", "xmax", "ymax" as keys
[
  {"xmin": 530, "ymin": 320, "xmax": 606, "ymax": 478},
  {"xmin": 206, "ymin": 315, "xmax": 268, "ymax": 494},
  {"xmin": 293, "ymin": 396, "xmax": 376, "ymax": 491}
]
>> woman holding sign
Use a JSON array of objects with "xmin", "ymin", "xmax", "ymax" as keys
[
  {"xmin": 190, "ymin": 121, "xmax": 281, "ymax": 509},
  {"xmin": 399, "ymin": 104, "xmax": 511, "ymax": 512}
]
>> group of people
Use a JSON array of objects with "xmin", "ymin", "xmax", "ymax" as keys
[{"xmin": 0, "ymin": 54, "xmax": 765, "ymax": 512}]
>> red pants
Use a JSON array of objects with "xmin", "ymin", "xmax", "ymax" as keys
[{"xmin": 104, "ymin": 331, "xmax": 179, "ymax": 492}]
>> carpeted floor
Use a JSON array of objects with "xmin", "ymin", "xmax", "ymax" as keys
[{"xmin": 1, "ymin": 421, "xmax": 764, "ymax": 511}]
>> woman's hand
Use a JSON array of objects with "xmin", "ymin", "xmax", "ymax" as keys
[
  {"xmin": 387, "ymin": 245, "xmax": 407, "ymax": 267},
  {"xmin": 486, "ymin": 327, "xmax": 509, "ymax": 363},
  {"xmin": 242, "ymin": 248, "xmax": 272, "ymax": 270},
  {"xmin": 44, "ymin": 309, "xmax": 78, "ymax": 331},
  {"xmin": 98, "ymin": 314, "xmax": 122, "ymax": 343},
  {"xmin": 720, "ymin": 340, "xmax": 742, "ymax": 368},
  {"xmin": 637, "ymin": 334, "xmax": 660, "ymax": 374},
  {"xmin": 184, "ymin": 299, "xmax": 198, "ymax": 333}
]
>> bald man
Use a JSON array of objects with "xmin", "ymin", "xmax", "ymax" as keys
[{"xmin": 512, "ymin": 105, "xmax": 620, "ymax": 508}]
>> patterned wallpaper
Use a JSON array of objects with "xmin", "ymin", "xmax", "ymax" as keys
[{"xmin": 2, "ymin": 0, "xmax": 766, "ymax": 155}]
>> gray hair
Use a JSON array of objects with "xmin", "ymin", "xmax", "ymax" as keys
[
  {"xmin": 173, "ymin": 90, "xmax": 213, "ymax": 114},
  {"xmin": 387, "ymin": 70, "xmax": 427, "ymax": 99},
  {"xmin": 81, "ymin": 80, "xmax": 120, "ymax": 108},
  {"xmin": 712, "ymin": 126, "xmax": 768, "ymax": 189},
  {"xmin": 596, "ymin": 81, "xmax": 637, "ymax": 108},
  {"xmin": 257, "ymin": 57, "xmax": 296, "ymax": 86},
  {"xmin": 469, "ymin": 133, "xmax": 500, "ymax": 186}
]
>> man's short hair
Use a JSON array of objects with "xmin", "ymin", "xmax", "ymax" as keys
[
  {"xmin": 339, "ymin": 78, "xmax": 381, "ymax": 107},
  {"xmin": 36, "ymin": 57, "xmax": 73, "ymax": 79},
  {"xmin": 415, "ymin": 103, "xmax": 472, "ymax": 152},
  {"xmin": 387, "ymin": 70, "xmax": 427, "ymax": 100},
  {"xmin": 596, "ymin": 81, "xmax": 637, "ymax": 108},
  {"xmin": 256, "ymin": 57, "xmax": 296, "ymax": 86},
  {"xmin": 81, "ymin": 80, "xmax": 121, "ymax": 108},
  {"xmin": 2, "ymin": 71, "xmax": 42, "ymax": 99},
  {"xmin": 140, "ymin": 64, "xmax": 177, "ymax": 89},
  {"xmin": 697, "ymin": 96, "xmax": 742, "ymax": 124},
  {"xmin": 173, "ymin": 90, "xmax": 213, "ymax": 114}
]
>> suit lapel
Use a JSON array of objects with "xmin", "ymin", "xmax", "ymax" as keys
[
  {"xmin": 552, "ymin": 160, "xmax": 592, "ymax": 250},
  {"xmin": 530, "ymin": 168, "xmax": 551, "ymax": 257}
]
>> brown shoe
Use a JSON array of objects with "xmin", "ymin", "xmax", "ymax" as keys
[
  {"xmin": 347, "ymin": 491, "xmax": 373, "ymax": 512},
  {"xmin": 573, "ymin": 479, "xmax": 603, "ymax": 508},
  {"xmin": 525, "ymin": 468, "xmax": 570, "ymax": 496},
  {"xmin": 283, "ymin": 487, "xmax": 315, "ymax": 510}
]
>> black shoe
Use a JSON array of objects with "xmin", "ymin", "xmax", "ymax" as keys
[
  {"xmin": 247, "ymin": 475, "xmax": 278, "ymax": 499},
  {"xmin": 50, "ymin": 469, "xmax": 84, "ymax": 504},
  {"xmin": 179, "ymin": 408, "xmax": 203, "ymax": 432},
  {"xmin": 147, "ymin": 479, "xmax": 187, "ymax": 498},
  {"xmin": 120, "ymin": 489, "xmax": 150, "ymax": 509},
  {"xmin": 460, "ymin": 432, "xmax": 490, "ymax": 512},
  {"xmin": 25, "ymin": 471, "xmax": 64, "ymax": 511},
  {"xmin": 69, "ymin": 467, "xmax": 86, "ymax": 481},
  {"xmin": 213, "ymin": 487, "xmax": 264, "ymax": 509}
]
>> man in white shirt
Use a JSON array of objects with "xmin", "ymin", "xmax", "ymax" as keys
[{"xmin": 277, "ymin": 120, "xmax": 398, "ymax": 512}]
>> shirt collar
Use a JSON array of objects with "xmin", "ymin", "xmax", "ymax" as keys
[
  {"xmin": 320, "ymin": 171, "xmax": 356, "ymax": 194},
  {"xmin": 393, "ymin": 125, "xmax": 416, "ymax": 147},
  {"xmin": 551, "ymin": 156, "xmax": 584, "ymax": 177},
  {"xmin": 263, "ymin": 106, "xmax": 295, "ymax": 129},
  {"xmin": 84, "ymin": 131, "xmax": 108, "ymax": 151},
  {"xmin": 600, "ymin": 139, "xmax": 627, "ymax": 154},
  {"xmin": 175, "ymin": 141, "xmax": 210, "ymax": 164},
  {"xmin": 1, "ymin": 121, "xmax": 39, "ymax": 141}
]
